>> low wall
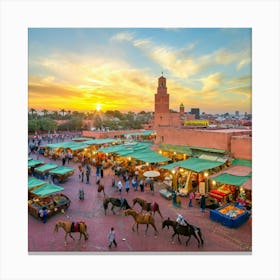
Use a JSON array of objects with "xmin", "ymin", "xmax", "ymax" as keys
[
  {"xmin": 82, "ymin": 129, "xmax": 146, "ymax": 139},
  {"xmin": 155, "ymin": 127, "xmax": 252, "ymax": 152},
  {"xmin": 231, "ymin": 136, "xmax": 252, "ymax": 160}
]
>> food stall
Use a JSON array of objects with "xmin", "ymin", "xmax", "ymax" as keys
[
  {"xmin": 210, "ymin": 203, "xmax": 250, "ymax": 228},
  {"xmin": 49, "ymin": 166, "xmax": 75, "ymax": 183},
  {"xmin": 28, "ymin": 159, "xmax": 44, "ymax": 175},
  {"xmin": 34, "ymin": 163, "xmax": 58, "ymax": 179},
  {"xmin": 28, "ymin": 181, "xmax": 70, "ymax": 220}
]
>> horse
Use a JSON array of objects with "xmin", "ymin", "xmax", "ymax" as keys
[
  {"xmin": 162, "ymin": 218, "xmax": 204, "ymax": 248},
  {"xmin": 132, "ymin": 197, "xmax": 163, "ymax": 219},
  {"xmin": 54, "ymin": 220, "xmax": 89, "ymax": 245},
  {"xmin": 124, "ymin": 209, "xmax": 158, "ymax": 237},
  {"xmin": 97, "ymin": 184, "xmax": 105, "ymax": 196},
  {"xmin": 103, "ymin": 197, "xmax": 131, "ymax": 215}
]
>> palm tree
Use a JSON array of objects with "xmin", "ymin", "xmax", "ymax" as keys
[
  {"xmin": 42, "ymin": 109, "xmax": 48, "ymax": 117},
  {"xmin": 60, "ymin": 109, "xmax": 65, "ymax": 116},
  {"xmin": 29, "ymin": 108, "xmax": 37, "ymax": 117}
]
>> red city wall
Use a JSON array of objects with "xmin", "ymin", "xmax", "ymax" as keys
[
  {"xmin": 82, "ymin": 129, "xmax": 145, "ymax": 139},
  {"xmin": 155, "ymin": 127, "xmax": 252, "ymax": 152},
  {"xmin": 230, "ymin": 136, "xmax": 252, "ymax": 160}
]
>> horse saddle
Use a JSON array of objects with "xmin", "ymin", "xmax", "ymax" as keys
[{"xmin": 71, "ymin": 222, "xmax": 80, "ymax": 232}]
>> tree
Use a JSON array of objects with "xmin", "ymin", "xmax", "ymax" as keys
[
  {"xmin": 42, "ymin": 109, "xmax": 48, "ymax": 117},
  {"xmin": 60, "ymin": 109, "xmax": 65, "ymax": 117},
  {"xmin": 29, "ymin": 108, "xmax": 37, "ymax": 118}
]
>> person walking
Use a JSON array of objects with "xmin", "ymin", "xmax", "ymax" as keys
[
  {"xmin": 131, "ymin": 177, "xmax": 137, "ymax": 191},
  {"xmin": 100, "ymin": 166, "xmax": 104, "ymax": 179},
  {"xmin": 200, "ymin": 195, "xmax": 206, "ymax": 212},
  {"xmin": 86, "ymin": 164, "xmax": 91, "ymax": 184},
  {"xmin": 139, "ymin": 179, "xmax": 144, "ymax": 192},
  {"xmin": 107, "ymin": 227, "xmax": 117, "ymax": 248},
  {"xmin": 188, "ymin": 191, "xmax": 195, "ymax": 207},
  {"xmin": 125, "ymin": 179, "xmax": 130, "ymax": 194},
  {"xmin": 117, "ymin": 180, "xmax": 123, "ymax": 194}
]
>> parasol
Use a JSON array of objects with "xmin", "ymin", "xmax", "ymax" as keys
[{"xmin": 143, "ymin": 170, "xmax": 160, "ymax": 178}]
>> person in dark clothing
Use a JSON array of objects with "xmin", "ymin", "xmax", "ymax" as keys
[
  {"xmin": 100, "ymin": 166, "xmax": 104, "ymax": 178},
  {"xmin": 200, "ymin": 195, "xmax": 206, "ymax": 212},
  {"xmin": 86, "ymin": 164, "xmax": 91, "ymax": 184}
]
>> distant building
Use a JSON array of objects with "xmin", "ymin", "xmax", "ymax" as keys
[
  {"xmin": 152, "ymin": 75, "xmax": 252, "ymax": 159},
  {"xmin": 190, "ymin": 108, "xmax": 200, "ymax": 119},
  {"xmin": 235, "ymin": 110, "xmax": 239, "ymax": 117}
]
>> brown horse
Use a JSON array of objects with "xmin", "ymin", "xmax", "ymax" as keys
[
  {"xmin": 97, "ymin": 184, "xmax": 105, "ymax": 196},
  {"xmin": 132, "ymin": 197, "xmax": 163, "ymax": 219},
  {"xmin": 103, "ymin": 197, "xmax": 131, "ymax": 215},
  {"xmin": 54, "ymin": 220, "xmax": 89, "ymax": 245},
  {"xmin": 124, "ymin": 209, "xmax": 158, "ymax": 237}
]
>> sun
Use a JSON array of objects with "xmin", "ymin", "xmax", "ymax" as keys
[{"xmin": 96, "ymin": 103, "xmax": 101, "ymax": 112}]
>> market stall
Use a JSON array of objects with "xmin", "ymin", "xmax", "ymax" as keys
[
  {"xmin": 28, "ymin": 159, "xmax": 44, "ymax": 175},
  {"xmin": 210, "ymin": 203, "xmax": 250, "ymax": 228},
  {"xmin": 34, "ymin": 163, "xmax": 58, "ymax": 179},
  {"xmin": 28, "ymin": 177, "xmax": 70, "ymax": 220},
  {"xmin": 208, "ymin": 163, "xmax": 252, "ymax": 206},
  {"xmin": 49, "ymin": 166, "xmax": 75, "ymax": 183}
]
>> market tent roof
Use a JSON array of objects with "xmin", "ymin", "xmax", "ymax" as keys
[
  {"xmin": 98, "ymin": 142, "xmax": 151, "ymax": 155},
  {"xmin": 161, "ymin": 157, "xmax": 224, "ymax": 172},
  {"xmin": 210, "ymin": 173, "xmax": 252, "ymax": 187},
  {"xmin": 49, "ymin": 166, "xmax": 75, "ymax": 175},
  {"xmin": 28, "ymin": 159, "xmax": 44, "ymax": 167},
  {"xmin": 129, "ymin": 150, "xmax": 171, "ymax": 163},
  {"xmin": 34, "ymin": 163, "xmax": 58, "ymax": 173},
  {"xmin": 232, "ymin": 159, "xmax": 252, "ymax": 167},
  {"xmin": 72, "ymin": 137, "xmax": 92, "ymax": 142},
  {"xmin": 198, "ymin": 154, "xmax": 227, "ymax": 163},
  {"xmin": 46, "ymin": 141, "xmax": 88, "ymax": 150},
  {"xmin": 84, "ymin": 138, "xmax": 119, "ymax": 145},
  {"xmin": 158, "ymin": 143, "xmax": 193, "ymax": 156},
  {"xmin": 28, "ymin": 177, "xmax": 47, "ymax": 190},
  {"xmin": 241, "ymin": 177, "xmax": 252, "ymax": 190},
  {"xmin": 190, "ymin": 146, "xmax": 226, "ymax": 154},
  {"xmin": 69, "ymin": 143, "xmax": 88, "ymax": 151},
  {"xmin": 30, "ymin": 183, "xmax": 64, "ymax": 197},
  {"xmin": 208, "ymin": 165, "xmax": 252, "ymax": 178}
]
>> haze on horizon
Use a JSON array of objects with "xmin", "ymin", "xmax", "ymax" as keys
[{"xmin": 28, "ymin": 28, "xmax": 252, "ymax": 115}]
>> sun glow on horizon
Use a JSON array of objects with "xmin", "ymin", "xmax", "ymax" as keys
[{"xmin": 96, "ymin": 103, "xmax": 101, "ymax": 112}]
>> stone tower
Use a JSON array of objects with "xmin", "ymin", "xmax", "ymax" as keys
[
  {"xmin": 154, "ymin": 74, "xmax": 170, "ymax": 127},
  {"xmin": 179, "ymin": 103, "xmax": 184, "ymax": 116}
]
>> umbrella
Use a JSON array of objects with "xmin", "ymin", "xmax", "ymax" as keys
[{"xmin": 143, "ymin": 170, "xmax": 160, "ymax": 178}]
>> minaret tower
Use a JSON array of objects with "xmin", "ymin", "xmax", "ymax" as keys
[{"xmin": 154, "ymin": 73, "xmax": 170, "ymax": 127}]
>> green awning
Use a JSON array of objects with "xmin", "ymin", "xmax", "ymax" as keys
[
  {"xmin": 211, "ymin": 173, "xmax": 252, "ymax": 186},
  {"xmin": 198, "ymin": 154, "xmax": 227, "ymax": 163},
  {"xmin": 49, "ymin": 166, "xmax": 75, "ymax": 175},
  {"xmin": 190, "ymin": 146, "xmax": 226, "ymax": 154},
  {"xmin": 84, "ymin": 138, "xmax": 118, "ymax": 145},
  {"xmin": 158, "ymin": 143, "xmax": 193, "ymax": 156},
  {"xmin": 28, "ymin": 159, "xmax": 44, "ymax": 167},
  {"xmin": 34, "ymin": 163, "xmax": 58, "ymax": 173},
  {"xmin": 69, "ymin": 143, "xmax": 88, "ymax": 151},
  {"xmin": 31, "ymin": 183, "xmax": 64, "ymax": 197},
  {"xmin": 72, "ymin": 137, "xmax": 91, "ymax": 142},
  {"xmin": 28, "ymin": 177, "xmax": 47, "ymax": 190},
  {"xmin": 232, "ymin": 159, "xmax": 252, "ymax": 167},
  {"xmin": 161, "ymin": 157, "xmax": 224, "ymax": 172},
  {"xmin": 46, "ymin": 141, "xmax": 88, "ymax": 150},
  {"xmin": 129, "ymin": 150, "xmax": 171, "ymax": 163}
]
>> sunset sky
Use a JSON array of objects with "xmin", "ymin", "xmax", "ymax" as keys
[{"xmin": 28, "ymin": 28, "xmax": 251, "ymax": 114}]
